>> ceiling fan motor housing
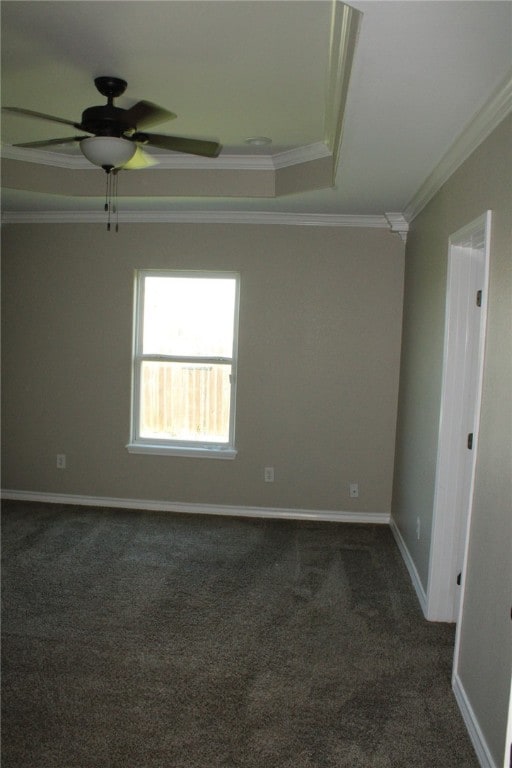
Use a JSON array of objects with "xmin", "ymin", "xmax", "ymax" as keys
[
  {"xmin": 80, "ymin": 105, "xmax": 134, "ymax": 138},
  {"xmin": 80, "ymin": 78, "xmax": 133, "ymax": 137}
]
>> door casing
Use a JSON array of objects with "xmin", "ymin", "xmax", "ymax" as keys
[{"xmin": 426, "ymin": 211, "xmax": 491, "ymax": 622}]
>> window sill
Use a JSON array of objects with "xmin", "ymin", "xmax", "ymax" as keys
[{"xmin": 126, "ymin": 442, "xmax": 237, "ymax": 460}]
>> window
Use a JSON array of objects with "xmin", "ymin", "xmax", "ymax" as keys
[{"xmin": 127, "ymin": 270, "xmax": 240, "ymax": 458}]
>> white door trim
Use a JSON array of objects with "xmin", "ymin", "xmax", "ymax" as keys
[{"xmin": 426, "ymin": 211, "xmax": 491, "ymax": 622}]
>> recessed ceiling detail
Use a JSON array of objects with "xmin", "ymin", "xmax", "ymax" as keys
[
  {"xmin": 245, "ymin": 137, "xmax": 272, "ymax": 146},
  {"xmin": 1, "ymin": 1, "xmax": 362, "ymax": 202},
  {"xmin": 1, "ymin": 2, "xmax": 510, "ymax": 220}
]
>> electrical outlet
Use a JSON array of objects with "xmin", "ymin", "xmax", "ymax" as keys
[
  {"xmin": 264, "ymin": 467, "xmax": 274, "ymax": 483},
  {"xmin": 56, "ymin": 454, "xmax": 66, "ymax": 470},
  {"xmin": 349, "ymin": 482, "xmax": 359, "ymax": 498}
]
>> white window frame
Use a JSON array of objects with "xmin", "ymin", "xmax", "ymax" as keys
[{"xmin": 126, "ymin": 269, "xmax": 240, "ymax": 459}]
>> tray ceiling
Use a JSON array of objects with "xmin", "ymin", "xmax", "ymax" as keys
[{"xmin": 1, "ymin": 1, "xmax": 511, "ymax": 223}]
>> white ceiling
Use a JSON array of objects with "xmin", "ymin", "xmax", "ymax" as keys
[{"xmin": 1, "ymin": 0, "xmax": 511, "ymax": 222}]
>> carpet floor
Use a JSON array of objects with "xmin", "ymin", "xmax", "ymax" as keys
[{"xmin": 1, "ymin": 500, "xmax": 478, "ymax": 767}]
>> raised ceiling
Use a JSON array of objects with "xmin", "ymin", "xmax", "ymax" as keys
[{"xmin": 1, "ymin": 1, "xmax": 511, "ymax": 224}]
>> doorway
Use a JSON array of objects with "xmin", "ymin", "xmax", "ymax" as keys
[{"xmin": 426, "ymin": 211, "xmax": 491, "ymax": 622}]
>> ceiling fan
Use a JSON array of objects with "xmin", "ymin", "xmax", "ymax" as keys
[{"xmin": 3, "ymin": 75, "xmax": 222, "ymax": 172}]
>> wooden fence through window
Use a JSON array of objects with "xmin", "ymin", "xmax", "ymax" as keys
[{"xmin": 141, "ymin": 362, "xmax": 231, "ymax": 441}]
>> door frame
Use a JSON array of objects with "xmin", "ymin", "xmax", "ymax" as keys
[{"xmin": 426, "ymin": 211, "xmax": 491, "ymax": 622}]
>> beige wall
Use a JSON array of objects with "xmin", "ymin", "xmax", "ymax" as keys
[
  {"xmin": 392, "ymin": 114, "xmax": 512, "ymax": 765},
  {"xmin": 1, "ymin": 223, "xmax": 404, "ymax": 515}
]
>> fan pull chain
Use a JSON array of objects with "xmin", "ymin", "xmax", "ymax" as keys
[
  {"xmin": 113, "ymin": 169, "xmax": 119, "ymax": 233},
  {"xmin": 105, "ymin": 169, "xmax": 112, "ymax": 231},
  {"xmin": 104, "ymin": 172, "xmax": 109, "ymax": 215},
  {"xmin": 103, "ymin": 166, "xmax": 120, "ymax": 232}
]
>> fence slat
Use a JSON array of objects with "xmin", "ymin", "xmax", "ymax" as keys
[{"xmin": 140, "ymin": 362, "xmax": 230, "ymax": 441}]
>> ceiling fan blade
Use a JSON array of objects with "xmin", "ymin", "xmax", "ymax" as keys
[
  {"xmin": 14, "ymin": 136, "xmax": 88, "ymax": 148},
  {"xmin": 135, "ymin": 133, "xmax": 221, "ymax": 158},
  {"xmin": 123, "ymin": 101, "xmax": 176, "ymax": 130},
  {"xmin": 121, "ymin": 145, "xmax": 159, "ymax": 170},
  {"xmin": 2, "ymin": 106, "xmax": 81, "ymax": 129}
]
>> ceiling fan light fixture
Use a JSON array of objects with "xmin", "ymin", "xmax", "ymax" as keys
[{"xmin": 80, "ymin": 136, "xmax": 136, "ymax": 170}]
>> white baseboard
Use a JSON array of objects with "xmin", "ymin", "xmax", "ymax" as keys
[
  {"xmin": 452, "ymin": 673, "xmax": 498, "ymax": 768},
  {"xmin": 389, "ymin": 517, "xmax": 428, "ymax": 617},
  {"xmin": 0, "ymin": 489, "xmax": 390, "ymax": 525}
]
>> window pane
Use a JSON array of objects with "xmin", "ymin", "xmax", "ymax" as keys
[
  {"xmin": 139, "ymin": 361, "xmax": 232, "ymax": 443},
  {"xmin": 143, "ymin": 276, "xmax": 236, "ymax": 357}
]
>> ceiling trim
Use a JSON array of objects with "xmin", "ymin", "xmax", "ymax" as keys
[
  {"xmin": 0, "ymin": 142, "xmax": 331, "ymax": 172},
  {"xmin": 404, "ymin": 67, "xmax": 512, "ymax": 222},
  {"xmin": 0, "ymin": 209, "xmax": 389, "ymax": 229},
  {"xmin": 272, "ymin": 143, "xmax": 331, "ymax": 170},
  {"xmin": 325, "ymin": 2, "xmax": 362, "ymax": 176},
  {"xmin": 384, "ymin": 213, "xmax": 409, "ymax": 243}
]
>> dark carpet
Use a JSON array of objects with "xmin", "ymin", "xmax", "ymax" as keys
[{"xmin": 1, "ymin": 501, "xmax": 478, "ymax": 767}]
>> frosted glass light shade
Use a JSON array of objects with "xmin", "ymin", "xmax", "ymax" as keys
[{"xmin": 80, "ymin": 137, "xmax": 136, "ymax": 169}]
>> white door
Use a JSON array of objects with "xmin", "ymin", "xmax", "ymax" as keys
[{"xmin": 426, "ymin": 211, "xmax": 491, "ymax": 622}]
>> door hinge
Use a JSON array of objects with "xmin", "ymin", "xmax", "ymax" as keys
[
  {"xmin": 456, "ymin": 572, "xmax": 462, "ymax": 586},
  {"xmin": 467, "ymin": 432, "xmax": 474, "ymax": 450},
  {"xmin": 476, "ymin": 289, "xmax": 482, "ymax": 307}
]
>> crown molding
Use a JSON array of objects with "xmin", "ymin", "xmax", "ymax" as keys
[
  {"xmin": 1, "ymin": 209, "xmax": 389, "ymax": 228},
  {"xmin": 404, "ymin": 67, "xmax": 512, "ymax": 222},
  {"xmin": 385, "ymin": 212, "xmax": 409, "ymax": 243},
  {"xmin": 0, "ymin": 141, "xmax": 331, "ymax": 172}
]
